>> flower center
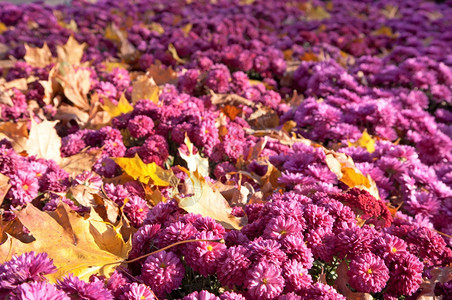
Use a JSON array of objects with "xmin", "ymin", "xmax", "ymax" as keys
[
  {"xmin": 23, "ymin": 184, "xmax": 29, "ymax": 191},
  {"xmin": 160, "ymin": 263, "xmax": 167, "ymax": 268},
  {"xmin": 366, "ymin": 268, "xmax": 372, "ymax": 274},
  {"xmin": 280, "ymin": 229, "xmax": 287, "ymax": 235},
  {"xmin": 207, "ymin": 245, "xmax": 213, "ymax": 251},
  {"xmin": 391, "ymin": 247, "xmax": 397, "ymax": 253},
  {"xmin": 262, "ymin": 278, "xmax": 268, "ymax": 285}
]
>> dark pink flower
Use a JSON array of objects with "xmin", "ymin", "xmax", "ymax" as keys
[
  {"xmin": 283, "ymin": 259, "xmax": 312, "ymax": 292},
  {"xmin": 119, "ymin": 283, "xmax": 155, "ymax": 300},
  {"xmin": 245, "ymin": 261, "xmax": 285, "ymax": 300},
  {"xmin": 217, "ymin": 245, "xmax": 251, "ymax": 288},
  {"xmin": 185, "ymin": 231, "xmax": 226, "ymax": 276},
  {"xmin": 11, "ymin": 281, "xmax": 69, "ymax": 300},
  {"xmin": 348, "ymin": 252, "xmax": 389, "ymax": 293}
]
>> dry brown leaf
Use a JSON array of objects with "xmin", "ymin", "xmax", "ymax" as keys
[
  {"xmin": 146, "ymin": 63, "xmax": 178, "ymax": 85},
  {"xmin": 39, "ymin": 66, "xmax": 59, "ymax": 105},
  {"xmin": 131, "ymin": 75, "xmax": 159, "ymax": 104},
  {"xmin": 59, "ymin": 149, "xmax": 102, "ymax": 177},
  {"xmin": 248, "ymin": 105, "xmax": 280, "ymax": 129},
  {"xmin": 2, "ymin": 78, "xmax": 28, "ymax": 91},
  {"xmin": 55, "ymin": 104, "xmax": 90, "ymax": 126},
  {"xmin": 417, "ymin": 267, "xmax": 452, "ymax": 299},
  {"xmin": 55, "ymin": 63, "xmax": 91, "ymax": 110},
  {"xmin": 0, "ymin": 173, "xmax": 10, "ymax": 207},
  {"xmin": 179, "ymin": 135, "xmax": 209, "ymax": 178},
  {"xmin": 56, "ymin": 36, "xmax": 86, "ymax": 66},
  {"xmin": 69, "ymin": 184, "xmax": 97, "ymax": 207},
  {"xmin": 25, "ymin": 118, "xmax": 62, "ymax": 163},
  {"xmin": 210, "ymin": 92, "xmax": 255, "ymax": 107},
  {"xmin": 24, "ymin": 43, "xmax": 54, "ymax": 68},
  {"xmin": 0, "ymin": 121, "xmax": 29, "ymax": 153},
  {"xmin": 105, "ymin": 24, "xmax": 136, "ymax": 59},
  {"xmin": 176, "ymin": 170, "xmax": 247, "ymax": 230},
  {"xmin": 93, "ymin": 193, "xmax": 119, "ymax": 224}
]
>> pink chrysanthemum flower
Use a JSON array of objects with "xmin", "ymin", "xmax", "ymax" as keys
[
  {"xmin": 264, "ymin": 215, "xmax": 304, "ymax": 241},
  {"xmin": 7, "ymin": 170, "xmax": 39, "ymax": 207},
  {"xmin": 216, "ymin": 245, "xmax": 251, "ymax": 288},
  {"xmin": 386, "ymin": 252, "xmax": 423, "ymax": 296},
  {"xmin": 107, "ymin": 270, "xmax": 130, "ymax": 298},
  {"xmin": 155, "ymin": 221, "xmax": 197, "ymax": 252},
  {"xmin": 193, "ymin": 216, "xmax": 226, "ymax": 237},
  {"xmin": 127, "ymin": 115, "xmax": 154, "ymax": 139},
  {"xmin": 372, "ymin": 234, "xmax": 408, "ymax": 260},
  {"xmin": 281, "ymin": 233, "xmax": 314, "ymax": 269},
  {"xmin": 141, "ymin": 251, "xmax": 185, "ymax": 298},
  {"xmin": 0, "ymin": 252, "xmax": 56, "ymax": 290},
  {"xmin": 74, "ymin": 171, "xmax": 103, "ymax": 191},
  {"xmin": 119, "ymin": 283, "xmax": 155, "ymax": 300},
  {"xmin": 129, "ymin": 224, "xmax": 161, "ymax": 259},
  {"xmin": 57, "ymin": 274, "xmax": 113, "ymax": 300},
  {"xmin": 219, "ymin": 291, "xmax": 246, "ymax": 300},
  {"xmin": 11, "ymin": 281, "xmax": 70, "ymax": 300},
  {"xmin": 283, "ymin": 259, "xmax": 312, "ymax": 292},
  {"xmin": 183, "ymin": 290, "xmax": 220, "ymax": 300},
  {"xmin": 245, "ymin": 261, "xmax": 285, "ymax": 300},
  {"xmin": 305, "ymin": 282, "xmax": 346, "ymax": 299},
  {"xmin": 348, "ymin": 252, "xmax": 389, "ymax": 293},
  {"xmin": 250, "ymin": 238, "xmax": 287, "ymax": 265},
  {"xmin": 185, "ymin": 231, "xmax": 226, "ymax": 276},
  {"xmin": 123, "ymin": 196, "xmax": 149, "ymax": 228}
]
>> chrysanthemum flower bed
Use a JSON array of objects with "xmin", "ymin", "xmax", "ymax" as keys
[{"xmin": 0, "ymin": 0, "xmax": 451, "ymax": 299}]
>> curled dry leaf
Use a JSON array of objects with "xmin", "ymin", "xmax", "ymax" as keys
[
  {"xmin": 168, "ymin": 43, "xmax": 187, "ymax": 64},
  {"xmin": 55, "ymin": 63, "xmax": 91, "ymax": 110},
  {"xmin": 247, "ymin": 105, "xmax": 280, "ymax": 130},
  {"xmin": 56, "ymin": 36, "xmax": 86, "ymax": 66},
  {"xmin": 416, "ymin": 266, "xmax": 452, "ymax": 299},
  {"xmin": 60, "ymin": 149, "xmax": 102, "ymax": 177},
  {"xmin": 210, "ymin": 91, "xmax": 256, "ymax": 107},
  {"xmin": 25, "ymin": 118, "xmax": 62, "ymax": 164},
  {"xmin": 175, "ymin": 170, "xmax": 247, "ymax": 230},
  {"xmin": 0, "ymin": 121, "xmax": 29, "ymax": 153},
  {"xmin": 0, "ymin": 204, "xmax": 131, "ymax": 282},
  {"xmin": 54, "ymin": 104, "xmax": 90, "ymax": 126},
  {"xmin": 24, "ymin": 43, "xmax": 54, "ymax": 68}
]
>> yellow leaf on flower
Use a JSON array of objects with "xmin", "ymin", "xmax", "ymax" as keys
[
  {"xmin": 103, "ymin": 62, "xmax": 129, "ymax": 73},
  {"xmin": 102, "ymin": 93, "xmax": 133, "ymax": 118},
  {"xmin": 181, "ymin": 23, "xmax": 192, "ymax": 37},
  {"xmin": 380, "ymin": 5, "xmax": 401, "ymax": 19},
  {"xmin": 304, "ymin": 3, "xmax": 330, "ymax": 21},
  {"xmin": 131, "ymin": 75, "xmax": 159, "ymax": 104},
  {"xmin": 348, "ymin": 130, "xmax": 375, "ymax": 153},
  {"xmin": 168, "ymin": 43, "xmax": 187, "ymax": 64},
  {"xmin": 112, "ymin": 154, "xmax": 176, "ymax": 186},
  {"xmin": 146, "ymin": 62, "xmax": 178, "ymax": 86},
  {"xmin": 176, "ymin": 170, "xmax": 247, "ymax": 230},
  {"xmin": 0, "ymin": 204, "xmax": 130, "ymax": 282},
  {"xmin": 371, "ymin": 25, "xmax": 398, "ymax": 38},
  {"xmin": 0, "ymin": 22, "xmax": 7, "ymax": 34},
  {"xmin": 149, "ymin": 22, "xmax": 165, "ymax": 35}
]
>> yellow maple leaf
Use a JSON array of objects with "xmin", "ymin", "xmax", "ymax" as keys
[
  {"xmin": 24, "ymin": 43, "xmax": 54, "ymax": 68},
  {"xmin": 0, "ymin": 22, "xmax": 7, "ymax": 34},
  {"xmin": 102, "ymin": 93, "xmax": 133, "ymax": 118},
  {"xmin": 181, "ymin": 23, "xmax": 192, "ymax": 37},
  {"xmin": 103, "ymin": 62, "xmax": 129, "ymax": 72},
  {"xmin": 348, "ymin": 130, "xmax": 375, "ymax": 153},
  {"xmin": 56, "ymin": 36, "xmax": 86, "ymax": 66},
  {"xmin": 112, "ymin": 154, "xmax": 175, "ymax": 186},
  {"xmin": 168, "ymin": 43, "xmax": 187, "ymax": 64},
  {"xmin": 0, "ymin": 204, "xmax": 130, "ymax": 282},
  {"xmin": 371, "ymin": 25, "xmax": 398, "ymax": 38},
  {"xmin": 149, "ymin": 22, "xmax": 165, "ymax": 35}
]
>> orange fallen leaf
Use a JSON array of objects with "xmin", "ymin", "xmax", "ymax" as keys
[
  {"xmin": 348, "ymin": 130, "xmax": 376, "ymax": 153},
  {"xmin": 0, "ymin": 204, "xmax": 130, "ymax": 282},
  {"xmin": 55, "ymin": 63, "xmax": 91, "ymax": 110},
  {"xmin": 146, "ymin": 62, "xmax": 178, "ymax": 86},
  {"xmin": 0, "ymin": 121, "xmax": 29, "ymax": 153}
]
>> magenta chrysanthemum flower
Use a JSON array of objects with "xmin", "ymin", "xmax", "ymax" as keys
[
  {"xmin": 57, "ymin": 274, "xmax": 113, "ymax": 300},
  {"xmin": 123, "ymin": 195, "xmax": 149, "ymax": 227},
  {"xmin": 193, "ymin": 216, "xmax": 226, "ymax": 237},
  {"xmin": 107, "ymin": 270, "xmax": 130, "ymax": 298},
  {"xmin": 335, "ymin": 226, "xmax": 375, "ymax": 259},
  {"xmin": 129, "ymin": 224, "xmax": 161, "ymax": 259},
  {"xmin": 303, "ymin": 204, "xmax": 334, "ymax": 233},
  {"xmin": 264, "ymin": 216, "xmax": 304, "ymax": 241},
  {"xmin": 249, "ymin": 238, "xmax": 287, "ymax": 265},
  {"xmin": 7, "ymin": 170, "xmax": 39, "ymax": 206},
  {"xmin": 183, "ymin": 290, "xmax": 220, "ymax": 300},
  {"xmin": 305, "ymin": 282, "xmax": 346, "ymax": 299},
  {"xmin": 119, "ymin": 283, "xmax": 155, "ymax": 300},
  {"xmin": 127, "ymin": 115, "xmax": 154, "ymax": 139},
  {"xmin": 216, "ymin": 245, "xmax": 251, "ymax": 288},
  {"xmin": 185, "ymin": 232, "xmax": 226, "ymax": 276},
  {"xmin": 283, "ymin": 259, "xmax": 312, "ymax": 292},
  {"xmin": 155, "ymin": 220, "xmax": 197, "ymax": 251},
  {"xmin": 348, "ymin": 252, "xmax": 389, "ymax": 293},
  {"xmin": 245, "ymin": 261, "xmax": 285, "ymax": 300},
  {"xmin": 11, "ymin": 281, "xmax": 70, "ymax": 300},
  {"xmin": 281, "ymin": 233, "xmax": 314, "ymax": 269},
  {"xmin": 278, "ymin": 293, "xmax": 302, "ymax": 300},
  {"xmin": 219, "ymin": 291, "xmax": 246, "ymax": 300},
  {"xmin": 141, "ymin": 251, "xmax": 185, "ymax": 297},
  {"xmin": 372, "ymin": 234, "xmax": 408, "ymax": 260},
  {"xmin": 0, "ymin": 252, "xmax": 56, "ymax": 290},
  {"xmin": 386, "ymin": 252, "xmax": 424, "ymax": 296}
]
